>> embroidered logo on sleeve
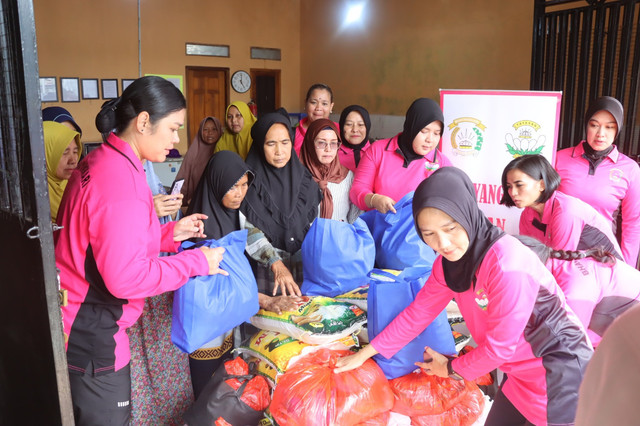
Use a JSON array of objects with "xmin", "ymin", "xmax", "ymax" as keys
[{"xmin": 474, "ymin": 288, "xmax": 489, "ymax": 311}]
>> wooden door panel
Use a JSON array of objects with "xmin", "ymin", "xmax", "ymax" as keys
[{"xmin": 186, "ymin": 68, "xmax": 228, "ymax": 145}]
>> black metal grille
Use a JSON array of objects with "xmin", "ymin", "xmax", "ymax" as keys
[
  {"xmin": 0, "ymin": 0, "xmax": 34, "ymax": 219},
  {"xmin": 531, "ymin": 0, "xmax": 640, "ymax": 159}
]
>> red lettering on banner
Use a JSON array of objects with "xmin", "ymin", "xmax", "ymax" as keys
[
  {"xmin": 473, "ymin": 183, "xmax": 504, "ymax": 205},
  {"xmin": 487, "ymin": 217, "xmax": 506, "ymax": 230}
]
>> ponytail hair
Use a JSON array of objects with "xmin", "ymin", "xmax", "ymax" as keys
[
  {"xmin": 515, "ymin": 235, "xmax": 617, "ymax": 265},
  {"xmin": 95, "ymin": 76, "xmax": 186, "ymax": 142}
]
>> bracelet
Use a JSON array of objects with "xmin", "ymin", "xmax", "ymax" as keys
[{"xmin": 369, "ymin": 193, "xmax": 377, "ymax": 208}]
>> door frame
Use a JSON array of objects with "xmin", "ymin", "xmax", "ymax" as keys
[{"xmin": 250, "ymin": 68, "xmax": 281, "ymax": 110}]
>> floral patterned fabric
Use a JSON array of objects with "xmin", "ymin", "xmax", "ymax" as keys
[{"xmin": 128, "ymin": 292, "xmax": 193, "ymax": 425}]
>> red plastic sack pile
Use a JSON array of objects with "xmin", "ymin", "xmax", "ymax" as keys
[
  {"xmin": 222, "ymin": 357, "xmax": 270, "ymax": 412},
  {"xmin": 270, "ymin": 348, "xmax": 394, "ymax": 426},
  {"xmin": 390, "ymin": 370, "xmax": 484, "ymax": 426}
]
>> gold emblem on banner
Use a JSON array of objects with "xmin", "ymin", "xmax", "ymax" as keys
[{"xmin": 448, "ymin": 117, "xmax": 486, "ymax": 157}]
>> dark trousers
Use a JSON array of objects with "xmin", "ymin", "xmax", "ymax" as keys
[{"xmin": 68, "ymin": 364, "xmax": 131, "ymax": 426}]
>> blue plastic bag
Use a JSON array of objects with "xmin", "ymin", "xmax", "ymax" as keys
[
  {"xmin": 367, "ymin": 267, "xmax": 456, "ymax": 379},
  {"xmin": 359, "ymin": 192, "xmax": 437, "ymax": 270},
  {"xmin": 171, "ymin": 230, "xmax": 259, "ymax": 353},
  {"xmin": 300, "ymin": 218, "xmax": 375, "ymax": 297}
]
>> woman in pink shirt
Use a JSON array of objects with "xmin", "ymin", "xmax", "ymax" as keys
[
  {"xmin": 336, "ymin": 167, "xmax": 592, "ymax": 425},
  {"xmin": 349, "ymin": 98, "xmax": 452, "ymax": 213},
  {"xmin": 293, "ymin": 83, "xmax": 338, "ymax": 155},
  {"xmin": 501, "ymin": 154, "xmax": 623, "ymax": 260},
  {"xmin": 55, "ymin": 76, "xmax": 228, "ymax": 425},
  {"xmin": 517, "ymin": 235, "xmax": 640, "ymax": 347},
  {"xmin": 337, "ymin": 104, "xmax": 376, "ymax": 172},
  {"xmin": 555, "ymin": 96, "xmax": 640, "ymax": 268}
]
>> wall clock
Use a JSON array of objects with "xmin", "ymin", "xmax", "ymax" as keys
[{"xmin": 231, "ymin": 70, "xmax": 251, "ymax": 93}]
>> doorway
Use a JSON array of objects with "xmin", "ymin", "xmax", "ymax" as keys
[
  {"xmin": 250, "ymin": 69, "xmax": 281, "ymax": 118},
  {"xmin": 185, "ymin": 67, "xmax": 229, "ymax": 144}
]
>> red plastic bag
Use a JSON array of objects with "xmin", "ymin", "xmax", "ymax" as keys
[
  {"xmin": 270, "ymin": 348, "xmax": 394, "ymax": 426},
  {"xmin": 390, "ymin": 370, "xmax": 470, "ymax": 416},
  {"xmin": 214, "ymin": 418, "xmax": 232, "ymax": 426},
  {"xmin": 411, "ymin": 383, "xmax": 485, "ymax": 426},
  {"xmin": 183, "ymin": 357, "xmax": 270, "ymax": 425},
  {"xmin": 356, "ymin": 410, "xmax": 390, "ymax": 425},
  {"xmin": 221, "ymin": 357, "xmax": 270, "ymax": 411}
]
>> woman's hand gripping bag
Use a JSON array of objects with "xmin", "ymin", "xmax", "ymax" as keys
[
  {"xmin": 359, "ymin": 192, "xmax": 437, "ymax": 270},
  {"xmin": 172, "ymin": 229, "xmax": 259, "ymax": 353},
  {"xmin": 269, "ymin": 348, "xmax": 394, "ymax": 426},
  {"xmin": 367, "ymin": 267, "xmax": 456, "ymax": 379},
  {"xmin": 301, "ymin": 217, "xmax": 375, "ymax": 297}
]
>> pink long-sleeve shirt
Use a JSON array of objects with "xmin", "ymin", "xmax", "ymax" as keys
[
  {"xmin": 349, "ymin": 135, "xmax": 452, "ymax": 211},
  {"xmin": 519, "ymin": 191, "xmax": 622, "ymax": 259},
  {"xmin": 547, "ymin": 256, "xmax": 640, "ymax": 347},
  {"xmin": 55, "ymin": 133, "xmax": 209, "ymax": 375},
  {"xmin": 371, "ymin": 235, "xmax": 592, "ymax": 425},
  {"xmin": 336, "ymin": 140, "xmax": 375, "ymax": 172},
  {"xmin": 555, "ymin": 142, "xmax": 640, "ymax": 267}
]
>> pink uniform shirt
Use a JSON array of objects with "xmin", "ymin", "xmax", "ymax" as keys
[
  {"xmin": 519, "ymin": 191, "xmax": 622, "ymax": 258},
  {"xmin": 337, "ymin": 140, "xmax": 375, "ymax": 172},
  {"xmin": 547, "ymin": 256, "xmax": 640, "ymax": 346},
  {"xmin": 349, "ymin": 135, "xmax": 452, "ymax": 211},
  {"xmin": 371, "ymin": 235, "xmax": 591, "ymax": 425},
  {"xmin": 555, "ymin": 142, "xmax": 640, "ymax": 267},
  {"xmin": 56, "ymin": 133, "xmax": 209, "ymax": 375}
]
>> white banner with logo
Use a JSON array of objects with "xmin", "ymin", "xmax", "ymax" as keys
[{"xmin": 440, "ymin": 90, "xmax": 562, "ymax": 235}]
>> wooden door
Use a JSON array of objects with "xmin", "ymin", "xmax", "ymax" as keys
[
  {"xmin": 250, "ymin": 69, "xmax": 281, "ymax": 118},
  {"xmin": 185, "ymin": 67, "xmax": 229, "ymax": 145}
]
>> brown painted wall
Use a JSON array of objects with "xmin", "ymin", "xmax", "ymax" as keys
[
  {"xmin": 34, "ymin": 0, "xmax": 301, "ymax": 151},
  {"xmin": 34, "ymin": 0, "xmax": 533, "ymax": 150},
  {"xmin": 300, "ymin": 0, "xmax": 534, "ymax": 115}
]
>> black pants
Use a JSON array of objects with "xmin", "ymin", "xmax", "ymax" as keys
[
  {"xmin": 484, "ymin": 387, "xmax": 533, "ymax": 426},
  {"xmin": 68, "ymin": 364, "xmax": 131, "ymax": 426},
  {"xmin": 189, "ymin": 346, "xmax": 233, "ymax": 400}
]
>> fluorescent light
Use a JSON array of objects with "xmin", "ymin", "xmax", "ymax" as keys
[{"xmin": 345, "ymin": 3, "xmax": 364, "ymax": 25}]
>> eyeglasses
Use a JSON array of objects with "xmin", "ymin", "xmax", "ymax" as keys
[{"xmin": 314, "ymin": 140, "xmax": 341, "ymax": 150}]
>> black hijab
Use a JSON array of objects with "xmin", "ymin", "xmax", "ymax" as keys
[
  {"xmin": 397, "ymin": 98, "xmax": 444, "ymax": 168},
  {"xmin": 241, "ymin": 112, "xmax": 321, "ymax": 253},
  {"xmin": 339, "ymin": 105, "xmax": 372, "ymax": 167},
  {"xmin": 187, "ymin": 151, "xmax": 254, "ymax": 240},
  {"xmin": 412, "ymin": 167, "xmax": 505, "ymax": 292},
  {"xmin": 581, "ymin": 96, "xmax": 624, "ymax": 171}
]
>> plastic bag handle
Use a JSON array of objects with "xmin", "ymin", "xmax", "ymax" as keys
[{"xmin": 367, "ymin": 269, "xmax": 400, "ymax": 282}]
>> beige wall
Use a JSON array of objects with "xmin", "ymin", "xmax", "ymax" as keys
[
  {"xmin": 34, "ymin": 0, "xmax": 301, "ymax": 151},
  {"xmin": 34, "ymin": 0, "xmax": 533, "ymax": 150},
  {"xmin": 300, "ymin": 0, "xmax": 534, "ymax": 116}
]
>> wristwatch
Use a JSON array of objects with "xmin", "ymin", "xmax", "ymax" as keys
[{"xmin": 447, "ymin": 358, "xmax": 463, "ymax": 381}]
